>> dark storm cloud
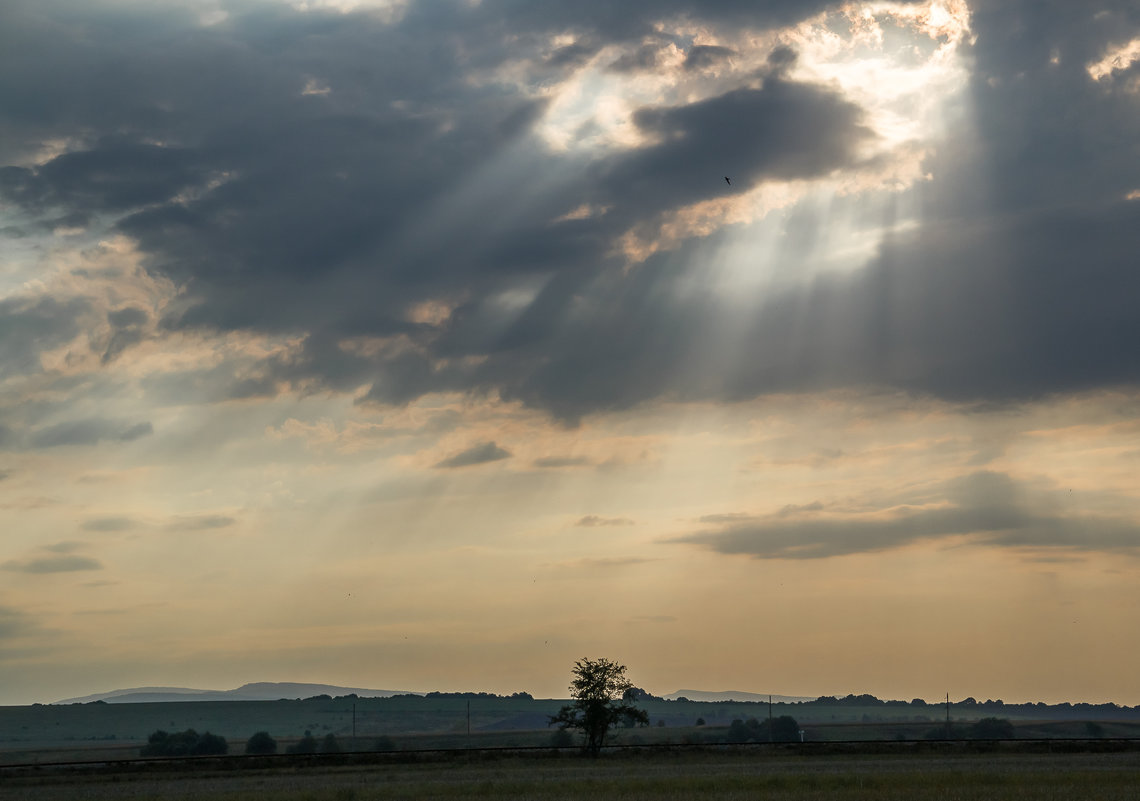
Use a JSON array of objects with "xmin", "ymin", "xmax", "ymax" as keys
[
  {"xmin": 25, "ymin": 419, "xmax": 153, "ymax": 449},
  {"xmin": 0, "ymin": 139, "xmax": 206, "ymax": 217},
  {"xmin": 683, "ymin": 45, "xmax": 736, "ymax": 71},
  {"xmin": 2, "ymin": 1, "xmax": 1137, "ymax": 421},
  {"xmin": 593, "ymin": 79, "xmax": 870, "ymax": 215},
  {"xmin": 675, "ymin": 472, "xmax": 1140, "ymax": 559},
  {"xmin": 434, "ymin": 441, "xmax": 512, "ymax": 469}
]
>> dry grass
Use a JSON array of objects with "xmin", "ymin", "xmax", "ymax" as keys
[{"xmin": 5, "ymin": 750, "xmax": 1140, "ymax": 800}]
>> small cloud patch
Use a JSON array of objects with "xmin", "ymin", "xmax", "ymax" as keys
[
  {"xmin": 575, "ymin": 515, "xmax": 635, "ymax": 527},
  {"xmin": 3, "ymin": 555, "xmax": 103, "ymax": 573},
  {"xmin": 82, "ymin": 516, "xmax": 137, "ymax": 532},
  {"xmin": 434, "ymin": 441, "xmax": 511, "ymax": 469},
  {"xmin": 533, "ymin": 456, "xmax": 592, "ymax": 468},
  {"xmin": 166, "ymin": 514, "xmax": 236, "ymax": 531}
]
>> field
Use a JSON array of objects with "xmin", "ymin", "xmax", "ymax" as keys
[{"xmin": 5, "ymin": 748, "xmax": 1140, "ymax": 800}]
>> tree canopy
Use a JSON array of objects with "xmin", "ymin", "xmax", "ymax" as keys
[{"xmin": 549, "ymin": 657, "xmax": 649, "ymax": 755}]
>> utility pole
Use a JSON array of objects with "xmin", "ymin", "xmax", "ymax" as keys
[
  {"xmin": 769, "ymin": 695, "xmax": 773, "ymax": 743},
  {"xmin": 352, "ymin": 703, "xmax": 356, "ymax": 743},
  {"xmin": 467, "ymin": 700, "xmax": 471, "ymax": 740},
  {"xmin": 945, "ymin": 693, "xmax": 950, "ymax": 740}
]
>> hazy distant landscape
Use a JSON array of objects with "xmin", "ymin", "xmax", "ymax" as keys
[
  {"xmin": 5, "ymin": 683, "xmax": 1140, "ymax": 800},
  {"xmin": 5, "ymin": 681, "xmax": 1140, "ymax": 768}
]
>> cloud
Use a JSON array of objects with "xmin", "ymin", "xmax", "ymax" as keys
[
  {"xmin": 2, "ymin": 555, "xmax": 103, "ymax": 573},
  {"xmin": 0, "ymin": 0, "xmax": 1136, "ymax": 426},
  {"xmin": 165, "ymin": 515, "xmax": 236, "ymax": 531},
  {"xmin": 683, "ymin": 44, "xmax": 736, "ymax": 71},
  {"xmin": 102, "ymin": 305, "xmax": 149, "ymax": 363},
  {"xmin": 533, "ymin": 456, "xmax": 592, "ymax": 468},
  {"xmin": 560, "ymin": 557, "xmax": 653, "ymax": 570},
  {"xmin": 25, "ymin": 419, "xmax": 153, "ymax": 449},
  {"xmin": 0, "ymin": 605, "xmax": 35, "ymax": 639},
  {"xmin": 434, "ymin": 441, "xmax": 512, "ymax": 469},
  {"xmin": 41, "ymin": 541, "xmax": 86, "ymax": 554},
  {"xmin": 575, "ymin": 515, "xmax": 635, "ymax": 527},
  {"xmin": 674, "ymin": 471, "xmax": 1140, "ymax": 560},
  {"xmin": 0, "ymin": 295, "xmax": 88, "ymax": 380},
  {"xmin": 81, "ymin": 517, "xmax": 137, "ymax": 532}
]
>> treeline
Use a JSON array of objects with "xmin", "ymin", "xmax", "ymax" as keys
[
  {"xmin": 141, "ymin": 729, "xmax": 228, "ymax": 756},
  {"xmin": 798, "ymin": 695, "xmax": 1136, "ymax": 718},
  {"xmin": 142, "ymin": 729, "xmax": 401, "ymax": 757}
]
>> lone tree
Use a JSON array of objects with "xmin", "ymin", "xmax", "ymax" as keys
[{"xmin": 549, "ymin": 657, "xmax": 649, "ymax": 755}]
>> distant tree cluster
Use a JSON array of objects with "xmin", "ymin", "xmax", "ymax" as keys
[
  {"xmin": 923, "ymin": 718, "xmax": 1015, "ymax": 741},
  {"xmin": 287, "ymin": 733, "xmax": 342, "ymax": 754},
  {"xmin": 423, "ymin": 691, "xmax": 533, "ymax": 700},
  {"xmin": 141, "ymin": 729, "xmax": 228, "ymax": 757},
  {"xmin": 245, "ymin": 731, "xmax": 277, "ymax": 754},
  {"xmin": 726, "ymin": 716, "xmax": 800, "ymax": 743}
]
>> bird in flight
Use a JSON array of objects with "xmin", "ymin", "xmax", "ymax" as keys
[{"xmin": 724, "ymin": 176, "xmax": 731, "ymax": 185}]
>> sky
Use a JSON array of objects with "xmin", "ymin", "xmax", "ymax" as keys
[{"xmin": 1, "ymin": 0, "xmax": 1140, "ymax": 707}]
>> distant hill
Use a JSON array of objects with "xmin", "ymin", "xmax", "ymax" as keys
[
  {"xmin": 664, "ymin": 690, "xmax": 818, "ymax": 703},
  {"xmin": 55, "ymin": 681, "xmax": 417, "ymax": 705}
]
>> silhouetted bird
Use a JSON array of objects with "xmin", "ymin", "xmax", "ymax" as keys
[{"xmin": 724, "ymin": 176, "xmax": 731, "ymax": 185}]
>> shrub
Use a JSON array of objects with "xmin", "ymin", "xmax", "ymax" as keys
[
  {"xmin": 287, "ymin": 735, "xmax": 319, "ymax": 754},
  {"xmin": 245, "ymin": 731, "xmax": 278, "ymax": 755},
  {"xmin": 141, "ymin": 729, "xmax": 228, "ymax": 757},
  {"xmin": 550, "ymin": 729, "xmax": 574, "ymax": 747},
  {"xmin": 969, "ymin": 718, "xmax": 1015, "ymax": 740}
]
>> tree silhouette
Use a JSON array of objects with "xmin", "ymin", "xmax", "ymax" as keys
[{"xmin": 549, "ymin": 657, "xmax": 649, "ymax": 755}]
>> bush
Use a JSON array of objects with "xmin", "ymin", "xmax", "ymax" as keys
[
  {"xmin": 373, "ymin": 735, "xmax": 397, "ymax": 751},
  {"xmin": 727, "ymin": 716, "xmax": 800, "ymax": 743},
  {"xmin": 141, "ymin": 729, "xmax": 228, "ymax": 757},
  {"xmin": 320, "ymin": 733, "xmax": 340, "ymax": 753},
  {"xmin": 245, "ymin": 731, "xmax": 277, "ymax": 755},
  {"xmin": 287, "ymin": 735, "xmax": 319, "ymax": 754},
  {"xmin": 550, "ymin": 729, "xmax": 574, "ymax": 747},
  {"xmin": 969, "ymin": 718, "xmax": 1015, "ymax": 740}
]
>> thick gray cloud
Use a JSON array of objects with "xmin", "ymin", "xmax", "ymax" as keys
[
  {"xmin": 675, "ymin": 472, "xmax": 1140, "ymax": 559},
  {"xmin": 434, "ymin": 441, "xmax": 512, "ymax": 469},
  {"xmin": 1, "ymin": 1, "xmax": 1137, "ymax": 422},
  {"xmin": 0, "ymin": 296, "xmax": 88, "ymax": 380},
  {"xmin": 102, "ymin": 306, "xmax": 149, "ymax": 364},
  {"xmin": 684, "ymin": 45, "xmax": 736, "ymax": 71}
]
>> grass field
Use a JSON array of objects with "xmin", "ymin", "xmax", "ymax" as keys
[{"xmin": 5, "ymin": 749, "xmax": 1140, "ymax": 800}]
